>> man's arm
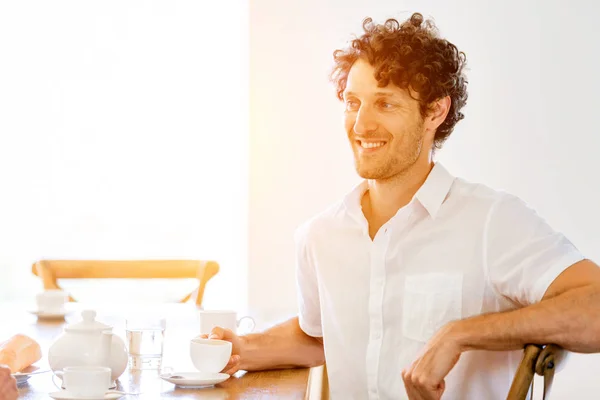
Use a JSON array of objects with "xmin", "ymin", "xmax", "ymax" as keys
[
  {"xmin": 238, "ymin": 316, "xmax": 325, "ymax": 371},
  {"xmin": 455, "ymin": 259, "xmax": 600, "ymax": 353},
  {"xmin": 402, "ymin": 195, "xmax": 597, "ymax": 399},
  {"xmin": 214, "ymin": 223, "xmax": 325, "ymax": 373},
  {"xmin": 208, "ymin": 316, "xmax": 324, "ymax": 374},
  {"xmin": 402, "ymin": 259, "xmax": 600, "ymax": 399}
]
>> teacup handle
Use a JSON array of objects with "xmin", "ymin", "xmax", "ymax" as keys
[
  {"xmin": 236, "ymin": 316, "xmax": 255, "ymax": 334},
  {"xmin": 52, "ymin": 371, "xmax": 64, "ymax": 390}
]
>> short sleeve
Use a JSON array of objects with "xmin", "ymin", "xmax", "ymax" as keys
[
  {"xmin": 294, "ymin": 224, "xmax": 323, "ymax": 337},
  {"xmin": 485, "ymin": 195, "xmax": 584, "ymax": 306}
]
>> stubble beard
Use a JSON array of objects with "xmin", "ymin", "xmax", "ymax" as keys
[{"xmin": 353, "ymin": 128, "xmax": 425, "ymax": 181}]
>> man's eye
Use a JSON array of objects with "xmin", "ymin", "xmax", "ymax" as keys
[{"xmin": 345, "ymin": 100, "xmax": 359, "ymax": 111}]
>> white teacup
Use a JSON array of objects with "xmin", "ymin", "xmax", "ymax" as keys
[
  {"xmin": 56, "ymin": 366, "xmax": 111, "ymax": 398},
  {"xmin": 189, "ymin": 338, "xmax": 232, "ymax": 373},
  {"xmin": 199, "ymin": 310, "xmax": 255, "ymax": 335},
  {"xmin": 36, "ymin": 290, "xmax": 68, "ymax": 313}
]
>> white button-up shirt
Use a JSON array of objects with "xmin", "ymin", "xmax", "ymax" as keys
[{"xmin": 295, "ymin": 163, "xmax": 583, "ymax": 400}]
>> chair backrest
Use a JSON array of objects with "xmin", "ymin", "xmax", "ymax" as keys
[
  {"xmin": 507, "ymin": 344, "xmax": 561, "ymax": 400},
  {"xmin": 31, "ymin": 259, "xmax": 219, "ymax": 306}
]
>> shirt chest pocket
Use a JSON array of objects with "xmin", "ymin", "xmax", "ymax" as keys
[{"xmin": 402, "ymin": 273, "xmax": 463, "ymax": 342}]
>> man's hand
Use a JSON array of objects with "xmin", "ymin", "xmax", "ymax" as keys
[
  {"xmin": 0, "ymin": 365, "xmax": 17, "ymax": 400},
  {"xmin": 401, "ymin": 322, "xmax": 464, "ymax": 400},
  {"xmin": 200, "ymin": 327, "xmax": 244, "ymax": 375}
]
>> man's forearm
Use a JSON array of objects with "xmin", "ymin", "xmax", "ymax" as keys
[
  {"xmin": 238, "ymin": 317, "xmax": 325, "ymax": 371},
  {"xmin": 454, "ymin": 284, "xmax": 600, "ymax": 353}
]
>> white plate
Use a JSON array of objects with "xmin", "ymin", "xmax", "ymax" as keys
[
  {"xmin": 28, "ymin": 309, "xmax": 70, "ymax": 319},
  {"xmin": 159, "ymin": 372, "xmax": 230, "ymax": 388},
  {"xmin": 49, "ymin": 390, "xmax": 123, "ymax": 400},
  {"xmin": 12, "ymin": 365, "xmax": 49, "ymax": 384}
]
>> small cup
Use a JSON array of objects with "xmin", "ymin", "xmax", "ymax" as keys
[
  {"xmin": 189, "ymin": 338, "xmax": 232, "ymax": 373},
  {"xmin": 36, "ymin": 290, "xmax": 68, "ymax": 313},
  {"xmin": 56, "ymin": 366, "xmax": 111, "ymax": 398}
]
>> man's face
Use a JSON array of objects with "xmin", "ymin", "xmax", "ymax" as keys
[{"xmin": 343, "ymin": 58, "xmax": 429, "ymax": 180}]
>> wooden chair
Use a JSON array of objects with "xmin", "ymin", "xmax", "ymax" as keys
[
  {"xmin": 507, "ymin": 343, "xmax": 561, "ymax": 400},
  {"xmin": 31, "ymin": 259, "xmax": 219, "ymax": 307}
]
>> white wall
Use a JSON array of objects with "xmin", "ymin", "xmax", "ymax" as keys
[
  {"xmin": 249, "ymin": 0, "xmax": 600, "ymax": 397},
  {"xmin": 0, "ymin": 0, "xmax": 249, "ymax": 311}
]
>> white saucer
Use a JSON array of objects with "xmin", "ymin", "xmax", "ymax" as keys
[
  {"xmin": 49, "ymin": 390, "xmax": 123, "ymax": 400},
  {"xmin": 159, "ymin": 372, "xmax": 230, "ymax": 388},
  {"xmin": 28, "ymin": 309, "xmax": 70, "ymax": 320},
  {"xmin": 12, "ymin": 365, "xmax": 49, "ymax": 384}
]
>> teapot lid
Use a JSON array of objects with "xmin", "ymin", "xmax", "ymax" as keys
[{"xmin": 65, "ymin": 310, "xmax": 111, "ymax": 332}]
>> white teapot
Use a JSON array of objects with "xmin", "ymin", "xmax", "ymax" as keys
[{"xmin": 48, "ymin": 310, "xmax": 128, "ymax": 383}]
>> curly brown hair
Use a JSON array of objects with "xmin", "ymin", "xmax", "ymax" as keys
[{"xmin": 331, "ymin": 12, "xmax": 468, "ymax": 149}]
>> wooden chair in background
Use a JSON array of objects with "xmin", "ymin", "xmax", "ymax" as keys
[{"xmin": 31, "ymin": 259, "xmax": 219, "ymax": 307}]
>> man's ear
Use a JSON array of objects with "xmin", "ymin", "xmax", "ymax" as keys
[{"xmin": 425, "ymin": 96, "xmax": 451, "ymax": 132}]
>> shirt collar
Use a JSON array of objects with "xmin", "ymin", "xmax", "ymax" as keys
[
  {"xmin": 343, "ymin": 162, "xmax": 455, "ymax": 221},
  {"xmin": 413, "ymin": 162, "xmax": 455, "ymax": 218}
]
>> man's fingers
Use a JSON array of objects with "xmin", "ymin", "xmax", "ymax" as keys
[
  {"xmin": 403, "ymin": 364, "xmax": 443, "ymax": 400},
  {"xmin": 401, "ymin": 367, "xmax": 410, "ymax": 382},
  {"xmin": 223, "ymin": 355, "xmax": 240, "ymax": 371},
  {"xmin": 222, "ymin": 355, "xmax": 241, "ymax": 375},
  {"xmin": 221, "ymin": 355, "xmax": 239, "ymax": 370},
  {"xmin": 208, "ymin": 326, "xmax": 226, "ymax": 340},
  {"xmin": 208, "ymin": 328, "xmax": 239, "ymax": 372},
  {"xmin": 209, "ymin": 326, "xmax": 235, "ymax": 341},
  {"xmin": 414, "ymin": 360, "xmax": 443, "ymax": 394},
  {"xmin": 402, "ymin": 368, "xmax": 423, "ymax": 400},
  {"xmin": 208, "ymin": 326, "xmax": 224, "ymax": 340},
  {"xmin": 205, "ymin": 327, "xmax": 240, "ymax": 375}
]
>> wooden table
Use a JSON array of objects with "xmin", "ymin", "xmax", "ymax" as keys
[{"xmin": 1, "ymin": 303, "xmax": 312, "ymax": 399}]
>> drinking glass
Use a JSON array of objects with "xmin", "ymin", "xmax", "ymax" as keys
[{"xmin": 125, "ymin": 317, "xmax": 166, "ymax": 370}]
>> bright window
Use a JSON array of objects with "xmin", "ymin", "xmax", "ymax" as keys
[{"xmin": 0, "ymin": 1, "xmax": 249, "ymax": 311}]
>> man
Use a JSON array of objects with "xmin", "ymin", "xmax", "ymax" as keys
[
  {"xmin": 208, "ymin": 12, "xmax": 600, "ymax": 399},
  {"xmin": 0, "ymin": 366, "xmax": 17, "ymax": 400}
]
